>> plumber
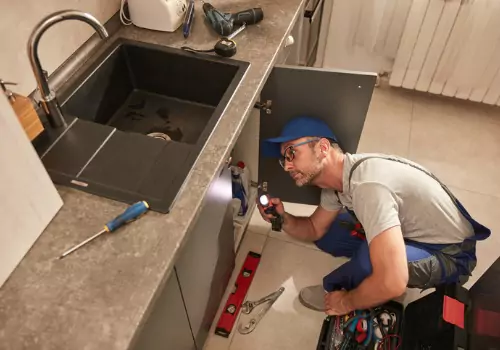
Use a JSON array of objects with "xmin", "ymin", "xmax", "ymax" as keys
[{"xmin": 257, "ymin": 116, "xmax": 491, "ymax": 314}]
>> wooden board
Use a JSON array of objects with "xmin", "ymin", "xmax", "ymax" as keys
[{"xmin": 10, "ymin": 93, "xmax": 44, "ymax": 141}]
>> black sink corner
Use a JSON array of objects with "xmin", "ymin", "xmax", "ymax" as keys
[{"xmin": 39, "ymin": 38, "xmax": 250, "ymax": 213}]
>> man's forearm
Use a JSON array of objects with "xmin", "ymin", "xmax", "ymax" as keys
[
  {"xmin": 282, "ymin": 212, "xmax": 319, "ymax": 242},
  {"xmin": 343, "ymin": 274, "xmax": 405, "ymax": 311}
]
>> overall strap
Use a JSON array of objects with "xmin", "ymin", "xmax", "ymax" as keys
[{"xmin": 347, "ymin": 156, "xmax": 491, "ymax": 240}]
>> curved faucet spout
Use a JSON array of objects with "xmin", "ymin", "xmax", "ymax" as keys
[{"xmin": 27, "ymin": 10, "xmax": 109, "ymax": 128}]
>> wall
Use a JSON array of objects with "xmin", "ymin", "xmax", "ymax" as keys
[
  {"xmin": 0, "ymin": 0, "xmax": 120, "ymax": 96},
  {"xmin": 321, "ymin": 0, "xmax": 412, "ymax": 74}
]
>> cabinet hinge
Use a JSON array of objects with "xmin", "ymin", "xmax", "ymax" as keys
[
  {"xmin": 260, "ymin": 181, "xmax": 268, "ymax": 192},
  {"xmin": 254, "ymin": 100, "xmax": 272, "ymax": 114}
]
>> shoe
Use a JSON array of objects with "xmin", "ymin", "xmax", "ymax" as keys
[{"xmin": 299, "ymin": 285, "xmax": 326, "ymax": 311}]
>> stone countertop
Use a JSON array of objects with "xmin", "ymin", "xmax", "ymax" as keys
[{"xmin": 0, "ymin": 0, "xmax": 303, "ymax": 349}]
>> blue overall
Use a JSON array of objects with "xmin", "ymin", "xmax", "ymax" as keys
[{"xmin": 314, "ymin": 157, "xmax": 491, "ymax": 293}]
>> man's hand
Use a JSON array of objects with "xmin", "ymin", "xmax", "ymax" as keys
[
  {"xmin": 324, "ymin": 290, "xmax": 353, "ymax": 315},
  {"xmin": 256, "ymin": 197, "xmax": 340, "ymax": 242},
  {"xmin": 256, "ymin": 197, "xmax": 285, "ymax": 223}
]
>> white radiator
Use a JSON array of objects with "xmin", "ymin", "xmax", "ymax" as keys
[{"xmin": 389, "ymin": 0, "xmax": 500, "ymax": 106}]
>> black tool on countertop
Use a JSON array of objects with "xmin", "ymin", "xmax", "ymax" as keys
[
  {"xmin": 258, "ymin": 186, "xmax": 283, "ymax": 232},
  {"xmin": 201, "ymin": 0, "xmax": 263, "ymax": 36},
  {"xmin": 181, "ymin": 23, "xmax": 245, "ymax": 57}
]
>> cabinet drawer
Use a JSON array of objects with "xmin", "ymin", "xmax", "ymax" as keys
[
  {"xmin": 277, "ymin": 35, "xmax": 296, "ymax": 65},
  {"xmin": 300, "ymin": 0, "xmax": 325, "ymax": 65},
  {"xmin": 277, "ymin": 3, "xmax": 304, "ymax": 66}
]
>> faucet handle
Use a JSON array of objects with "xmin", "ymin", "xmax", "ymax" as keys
[
  {"xmin": 0, "ymin": 79, "xmax": 17, "ymax": 102},
  {"xmin": 0, "ymin": 79, "xmax": 17, "ymax": 90}
]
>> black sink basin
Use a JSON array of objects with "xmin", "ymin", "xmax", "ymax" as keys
[
  {"xmin": 40, "ymin": 38, "xmax": 249, "ymax": 213},
  {"xmin": 61, "ymin": 41, "xmax": 243, "ymax": 144}
]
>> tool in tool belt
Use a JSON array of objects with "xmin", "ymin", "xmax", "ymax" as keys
[
  {"xmin": 57, "ymin": 201, "xmax": 149, "ymax": 259},
  {"xmin": 340, "ymin": 220, "xmax": 366, "ymax": 240},
  {"xmin": 237, "ymin": 287, "xmax": 284, "ymax": 334},
  {"xmin": 181, "ymin": 22, "xmax": 246, "ymax": 57}
]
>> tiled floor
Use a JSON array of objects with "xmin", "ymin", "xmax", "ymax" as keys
[{"xmin": 203, "ymin": 83, "xmax": 500, "ymax": 350}]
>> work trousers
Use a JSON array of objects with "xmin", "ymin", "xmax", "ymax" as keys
[{"xmin": 315, "ymin": 211, "xmax": 446, "ymax": 292}]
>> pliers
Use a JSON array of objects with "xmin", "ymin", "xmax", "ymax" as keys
[
  {"xmin": 238, "ymin": 287, "xmax": 285, "ymax": 334},
  {"xmin": 343, "ymin": 312, "xmax": 375, "ymax": 349}
]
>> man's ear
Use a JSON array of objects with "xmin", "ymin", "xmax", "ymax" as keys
[{"xmin": 319, "ymin": 138, "xmax": 330, "ymax": 154}]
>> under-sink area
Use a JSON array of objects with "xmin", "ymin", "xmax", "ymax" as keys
[{"xmin": 40, "ymin": 38, "xmax": 249, "ymax": 213}]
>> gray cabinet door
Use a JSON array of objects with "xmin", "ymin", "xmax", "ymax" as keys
[
  {"xmin": 175, "ymin": 164, "xmax": 235, "ymax": 349},
  {"xmin": 258, "ymin": 66, "xmax": 377, "ymax": 205},
  {"xmin": 131, "ymin": 269, "xmax": 196, "ymax": 350}
]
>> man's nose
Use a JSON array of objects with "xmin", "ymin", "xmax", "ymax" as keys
[{"xmin": 284, "ymin": 160, "xmax": 294, "ymax": 171}]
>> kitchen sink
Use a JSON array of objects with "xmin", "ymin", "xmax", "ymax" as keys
[
  {"xmin": 40, "ymin": 38, "xmax": 249, "ymax": 212},
  {"xmin": 61, "ymin": 40, "xmax": 244, "ymax": 144}
]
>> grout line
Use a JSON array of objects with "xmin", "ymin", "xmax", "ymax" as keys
[
  {"xmin": 265, "ymin": 235, "xmax": 324, "ymax": 253},
  {"xmin": 449, "ymin": 185, "xmax": 500, "ymax": 201}
]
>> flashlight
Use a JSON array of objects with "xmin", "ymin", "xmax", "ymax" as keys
[{"xmin": 258, "ymin": 190, "xmax": 283, "ymax": 232}]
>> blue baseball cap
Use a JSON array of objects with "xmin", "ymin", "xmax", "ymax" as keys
[{"xmin": 261, "ymin": 116, "xmax": 338, "ymax": 158}]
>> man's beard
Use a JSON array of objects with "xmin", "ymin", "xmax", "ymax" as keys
[{"xmin": 291, "ymin": 159, "xmax": 323, "ymax": 187}]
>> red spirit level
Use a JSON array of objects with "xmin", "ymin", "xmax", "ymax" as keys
[{"xmin": 215, "ymin": 251, "xmax": 261, "ymax": 337}]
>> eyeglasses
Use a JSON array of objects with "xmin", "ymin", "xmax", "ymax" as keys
[{"xmin": 279, "ymin": 138, "xmax": 320, "ymax": 168}]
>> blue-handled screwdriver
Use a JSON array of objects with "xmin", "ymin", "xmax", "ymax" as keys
[{"xmin": 58, "ymin": 201, "xmax": 149, "ymax": 259}]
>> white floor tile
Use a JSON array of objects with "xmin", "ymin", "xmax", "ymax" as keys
[
  {"xmin": 247, "ymin": 204, "xmax": 271, "ymax": 236},
  {"xmin": 268, "ymin": 202, "xmax": 320, "ymax": 250},
  {"xmin": 357, "ymin": 85, "xmax": 414, "ymax": 157},
  {"xmin": 228, "ymin": 237, "xmax": 348, "ymax": 350},
  {"xmin": 203, "ymin": 231, "xmax": 267, "ymax": 350},
  {"xmin": 409, "ymin": 94, "xmax": 500, "ymax": 197}
]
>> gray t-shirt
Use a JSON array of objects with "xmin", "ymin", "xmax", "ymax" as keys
[{"xmin": 321, "ymin": 153, "xmax": 474, "ymax": 244}]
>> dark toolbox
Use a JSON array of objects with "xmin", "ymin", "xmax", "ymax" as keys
[
  {"xmin": 316, "ymin": 257, "xmax": 500, "ymax": 350},
  {"xmin": 316, "ymin": 300, "xmax": 404, "ymax": 350}
]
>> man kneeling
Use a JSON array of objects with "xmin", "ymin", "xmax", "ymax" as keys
[{"xmin": 257, "ymin": 116, "xmax": 490, "ymax": 315}]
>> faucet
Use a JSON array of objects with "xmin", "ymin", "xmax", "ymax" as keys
[{"xmin": 27, "ymin": 10, "xmax": 109, "ymax": 128}]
